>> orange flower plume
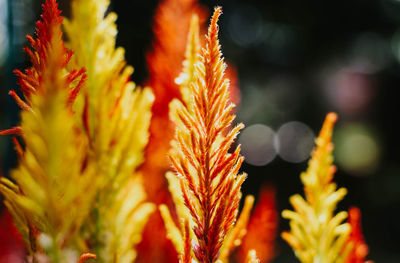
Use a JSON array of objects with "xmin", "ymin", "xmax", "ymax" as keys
[
  {"xmin": 238, "ymin": 186, "xmax": 278, "ymax": 263},
  {"xmin": 345, "ymin": 207, "xmax": 371, "ymax": 263},
  {"xmin": 141, "ymin": 0, "xmax": 206, "ymax": 202},
  {"xmin": 0, "ymin": 0, "xmax": 85, "ymax": 136},
  {"xmin": 137, "ymin": 0, "xmax": 206, "ymax": 261},
  {"xmin": 169, "ymin": 7, "xmax": 246, "ymax": 263}
]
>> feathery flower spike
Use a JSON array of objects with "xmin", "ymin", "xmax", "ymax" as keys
[
  {"xmin": 12, "ymin": 0, "xmax": 85, "ymax": 102},
  {"xmin": 159, "ymin": 14, "xmax": 202, "ymax": 258},
  {"xmin": 0, "ymin": 0, "xmax": 85, "ymax": 137},
  {"xmin": 176, "ymin": 14, "xmax": 202, "ymax": 105},
  {"xmin": 345, "ymin": 207, "xmax": 371, "ymax": 263},
  {"xmin": 161, "ymin": 10, "xmax": 250, "ymax": 262},
  {"xmin": 169, "ymin": 7, "xmax": 246, "ymax": 263},
  {"xmin": 64, "ymin": 1, "xmax": 155, "ymax": 262},
  {"xmin": 140, "ymin": 0, "xmax": 206, "ymax": 202},
  {"xmin": 282, "ymin": 112, "xmax": 352, "ymax": 263},
  {"xmin": 0, "ymin": 0, "xmax": 97, "ymax": 260},
  {"xmin": 137, "ymin": 0, "xmax": 206, "ymax": 261}
]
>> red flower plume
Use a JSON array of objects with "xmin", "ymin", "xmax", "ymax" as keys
[
  {"xmin": 1, "ymin": 0, "xmax": 85, "ymax": 137},
  {"xmin": 345, "ymin": 207, "xmax": 371, "ymax": 263},
  {"xmin": 238, "ymin": 186, "xmax": 278, "ymax": 263}
]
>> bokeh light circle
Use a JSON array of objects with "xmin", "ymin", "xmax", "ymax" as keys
[
  {"xmin": 239, "ymin": 124, "xmax": 276, "ymax": 166},
  {"xmin": 335, "ymin": 124, "xmax": 380, "ymax": 175},
  {"xmin": 228, "ymin": 5, "xmax": 264, "ymax": 47},
  {"xmin": 275, "ymin": 121, "xmax": 314, "ymax": 163}
]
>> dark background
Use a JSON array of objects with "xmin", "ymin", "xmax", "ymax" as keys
[{"xmin": 1, "ymin": 0, "xmax": 400, "ymax": 262}]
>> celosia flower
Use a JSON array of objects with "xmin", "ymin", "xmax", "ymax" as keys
[
  {"xmin": 238, "ymin": 186, "xmax": 278, "ymax": 263},
  {"xmin": 163, "ymin": 12, "xmax": 253, "ymax": 263},
  {"xmin": 63, "ymin": 0, "xmax": 155, "ymax": 262},
  {"xmin": 282, "ymin": 112, "xmax": 352, "ymax": 263},
  {"xmin": 0, "ymin": 1, "xmax": 98, "ymax": 260},
  {"xmin": 137, "ymin": 0, "xmax": 206, "ymax": 261},
  {"xmin": 169, "ymin": 7, "xmax": 247, "ymax": 263},
  {"xmin": 0, "ymin": 0, "xmax": 85, "ymax": 136},
  {"xmin": 158, "ymin": 15, "xmax": 203, "ymax": 257},
  {"xmin": 141, "ymin": 0, "xmax": 207, "ymax": 202},
  {"xmin": 345, "ymin": 207, "xmax": 371, "ymax": 263},
  {"xmin": 12, "ymin": 0, "xmax": 85, "ymax": 103}
]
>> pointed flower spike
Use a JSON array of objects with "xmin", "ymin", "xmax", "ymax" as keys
[
  {"xmin": 176, "ymin": 14, "xmax": 201, "ymax": 105},
  {"xmin": 0, "ymin": 0, "xmax": 96, "ymax": 259},
  {"xmin": 282, "ymin": 112, "xmax": 352, "ymax": 263},
  {"xmin": 12, "ymin": 0, "xmax": 84, "ymax": 105},
  {"xmin": 345, "ymin": 207, "xmax": 371, "ymax": 263},
  {"xmin": 139, "ymin": 9, "xmax": 242, "ymax": 259},
  {"xmin": 64, "ymin": 0, "xmax": 154, "ymax": 185},
  {"xmin": 169, "ymin": 7, "xmax": 246, "ymax": 263},
  {"xmin": 1, "ymin": 0, "xmax": 85, "ymax": 137},
  {"xmin": 139, "ymin": 0, "xmax": 207, "ymax": 204},
  {"xmin": 64, "ymin": 1, "xmax": 155, "ymax": 261},
  {"xmin": 137, "ymin": 1, "xmax": 206, "ymax": 261}
]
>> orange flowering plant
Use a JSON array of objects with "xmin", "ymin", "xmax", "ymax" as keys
[{"xmin": 0, "ymin": 0, "xmax": 372, "ymax": 263}]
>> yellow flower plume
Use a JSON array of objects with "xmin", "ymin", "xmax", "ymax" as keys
[
  {"xmin": 0, "ymin": 0, "xmax": 98, "ymax": 260},
  {"xmin": 63, "ymin": 0, "xmax": 155, "ymax": 262},
  {"xmin": 282, "ymin": 112, "xmax": 352, "ymax": 263}
]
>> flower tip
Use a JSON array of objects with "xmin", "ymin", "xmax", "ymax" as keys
[
  {"xmin": 211, "ymin": 6, "xmax": 222, "ymax": 26},
  {"xmin": 326, "ymin": 112, "xmax": 338, "ymax": 124},
  {"xmin": 348, "ymin": 206, "xmax": 361, "ymax": 221},
  {"xmin": 214, "ymin": 6, "xmax": 223, "ymax": 14},
  {"xmin": 328, "ymin": 165, "xmax": 337, "ymax": 174},
  {"xmin": 246, "ymin": 194, "xmax": 255, "ymax": 205},
  {"xmin": 318, "ymin": 112, "xmax": 338, "ymax": 141}
]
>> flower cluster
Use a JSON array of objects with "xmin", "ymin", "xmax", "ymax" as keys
[
  {"xmin": 282, "ymin": 113, "xmax": 371, "ymax": 263},
  {"xmin": 0, "ymin": 1, "xmax": 371, "ymax": 263}
]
